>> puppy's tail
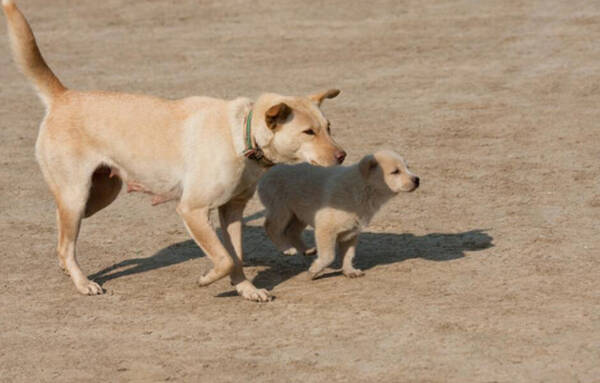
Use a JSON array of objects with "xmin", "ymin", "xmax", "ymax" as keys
[{"xmin": 2, "ymin": 0, "xmax": 67, "ymax": 107}]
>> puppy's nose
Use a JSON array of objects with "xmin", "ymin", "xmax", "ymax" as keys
[
  {"xmin": 335, "ymin": 150, "xmax": 347, "ymax": 164},
  {"xmin": 413, "ymin": 176, "xmax": 420, "ymax": 188}
]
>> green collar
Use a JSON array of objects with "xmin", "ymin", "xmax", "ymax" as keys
[
  {"xmin": 245, "ymin": 109, "xmax": 254, "ymax": 151},
  {"xmin": 242, "ymin": 109, "xmax": 274, "ymax": 167}
]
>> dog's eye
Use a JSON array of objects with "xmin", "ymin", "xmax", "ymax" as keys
[
  {"xmin": 327, "ymin": 126, "xmax": 331, "ymax": 134},
  {"xmin": 391, "ymin": 169, "xmax": 401, "ymax": 175},
  {"xmin": 303, "ymin": 129, "xmax": 316, "ymax": 135}
]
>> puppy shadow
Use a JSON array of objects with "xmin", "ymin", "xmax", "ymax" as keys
[
  {"xmin": 247, "ymin": 227, "xmax": 493, "ymax": 290},
  {"xmin": 89, "ymin": 221, "xmax": 493, "ymax": 295}
]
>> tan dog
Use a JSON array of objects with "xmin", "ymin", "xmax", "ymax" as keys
[
  {"xmin": 2, "ymin": 0, "xmax": 346, "ymax": 301},
  {"xmin": 258, "ymin": 150, "xmax": 419, "ymax": 279}
]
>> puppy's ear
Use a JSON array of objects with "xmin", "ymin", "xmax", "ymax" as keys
[
  {"xmin": 359, "ymin": 155, "xmax": 378, "ymax": 178},
  {"xmin": 265, "ymin": 103, "xmax": 292, "ymax": 129},
  {"xmin": 309, "ymin": 89, "xmax": 341, "ymax": 106}
]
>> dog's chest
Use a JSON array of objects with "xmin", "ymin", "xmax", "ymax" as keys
[{"xmin": 230, "ymin": 159, "xmax": 265, "ymax": 197}]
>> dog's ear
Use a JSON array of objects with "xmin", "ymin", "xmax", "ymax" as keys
[
  {"xmin": 309, "ymin": 89, "xmax": 341, "ymax": 106},
  {"xmin": 359, "ymin": 154, "xmax": 378, "ymax": 178},
  {"xmin": 265, "ymin": 103, "xmax": 292, "ymax": 129}
]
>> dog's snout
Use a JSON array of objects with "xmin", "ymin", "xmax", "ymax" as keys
[
  {"xmin": 335, "ymin": 150, "xmax": 347, "ymax": 164},
  {"xmin": 413, "ymin": 176, "xmax": 420, "ymax": 188}
]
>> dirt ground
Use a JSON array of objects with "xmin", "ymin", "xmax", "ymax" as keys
[{"xmin": 1, "ymin": 0, "xmax": 599, "ymax": 381}]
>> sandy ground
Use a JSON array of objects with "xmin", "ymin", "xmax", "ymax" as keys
[{"xmin": 1, "ymin": 0, "xmax": 599, "ymax": 381}]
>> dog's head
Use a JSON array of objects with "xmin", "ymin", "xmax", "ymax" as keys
[
  {"xmin": 359, "ymin": 150, "xmax": 420, "ymax": 193},
  {"xmin": 252, "ymin": 90, "xmax": 346, "ymax": 166}
]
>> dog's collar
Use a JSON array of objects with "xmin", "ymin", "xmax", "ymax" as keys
[{"xmin": 242, "ymin": 109, "xmax": 274, "ymax": 168}]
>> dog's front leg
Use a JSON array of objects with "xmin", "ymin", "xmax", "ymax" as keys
[
  {"xmin": 218, "ymin": 199, "xmax": 271, "ymax": 302},
  {"xmin": 177, "ymin": 204, "xmax": 235, "ymax": 286},
  {"xmin": 308, "ymin": 228, "xmax": 338, "ymax": 280}
]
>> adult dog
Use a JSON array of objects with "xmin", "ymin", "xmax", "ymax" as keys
[{"xmin": 2, "ymin": 0, "xmax": 346, "ymax": 301}]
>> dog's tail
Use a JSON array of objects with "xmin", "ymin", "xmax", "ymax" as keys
[{"xmin": 2, "ymin": 0, "xmax": 67, "ymax": 107}]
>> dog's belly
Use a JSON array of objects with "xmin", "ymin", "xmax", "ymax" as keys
[
  {"xmin": 126, "ymin": 180, "xmax": 181, "ymax": 206},
  {"xmin": 338, "ymin": 228, "xmax": 360, "ymax": 242},
  {"xmin": 108, "ymin": 166, "xmax": 182, "ymax": 206}
]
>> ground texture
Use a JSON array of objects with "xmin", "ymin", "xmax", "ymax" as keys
[{"xmin": 1, "ymin": 0, "xmax": 599, "ymax": 382}]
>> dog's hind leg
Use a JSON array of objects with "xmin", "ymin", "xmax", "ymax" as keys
[
  {"xmin": 264, "ymin": 208, "xmax": 297, "ymax": 255},
  {"xmin": 51, "ymin": 174, "xmax": 104, "ymax": 295},
  {"xmin": 284, "ymin": 215, "xmax": 314, "ymax": 255},
  {"xmin": 37, "ymin": 133, "xmax": 105, "ymax": 294},
  {"xmin": 339, "ymin": 236, "xmax": 364, "ymax": 278}
]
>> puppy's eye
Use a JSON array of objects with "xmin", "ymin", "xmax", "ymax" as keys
[
  {"xmin": 391, "ymin": 169, "xmax": 401, "ymax": 175},
  {"xmin": 303, "ymin": 129, "xmax": 316, "ymax": 135},
  {"xmin": 327, "ymin": 126, "xmax": 331, "ymax": 134}
]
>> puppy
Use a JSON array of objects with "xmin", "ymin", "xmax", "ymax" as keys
[
  {"xmin": 2, "ymin": 0, "xmax": 346, "ymax": 301},
  {"xmin": 258, "ymin": 150, "xmax": 419, "ymax": 279}
]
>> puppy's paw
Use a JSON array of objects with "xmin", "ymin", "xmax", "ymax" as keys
[
  {"xmin": 304, "ymin": 247, "xmax": 317, "ymax": 256},
  {"xmin": 343, "ymin": 268, "xmax": 365, "ymax": 278},
  {"xmin": 76, "ymin": 279, "xmax": 104, "ymax": 295},
  {"xmin": 235, "ymin": 280, "xmax": 272, "ymax": 302},
  {"xmin": 282, "ymin": 248, "xmax": 299, "ymax": 256}
]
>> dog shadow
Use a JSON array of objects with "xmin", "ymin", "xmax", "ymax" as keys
[{"xmin": 89, "ymin": 221, "xmax": 493, "ymax": 292}]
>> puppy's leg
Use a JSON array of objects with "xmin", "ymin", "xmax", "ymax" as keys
[
  {"xmin": 55, "ymin": 185, "xmax": 104, "ymax": 295},
  {"xmin": 219, "ymin": 198, "xmax": 271, "ymax": 302},
  {"xmin": 177, "ymin": 204, "xmax": 235, "ymax": 287},
  {"xmin": 307, "ymin": 227, "xmax": 337, "ymax": 280},
  {"xmin": 339, "ymin": 236, "xmax": 364, "ymax": 278},
  {"xmin": 284, "ymin": 216, "xmax": 314, "ymax": 255},
  {"xmin": 264, "ymin": 208, "xmax": 297, "ymax": 255}
]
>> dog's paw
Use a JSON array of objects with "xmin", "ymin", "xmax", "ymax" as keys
[
  {"xmin": 198, "ymin": 273, "xmax": 213, "ymax": 287},
  {"xmin": 304, "ymin": 247, "xmax": 317, "ymax": 256},
  {"xmin": 343, "ymin": 268, "xmax": 365, "ymax": 278},
  {"xmin": 306, "ymin": 269, "xmax": 324, "ymax": 280},
  {"xmin": 235, "ymin": 280, "xmax": 272, "ymax": 302},
  {"xmin": 76, "ymin": 279, "xmax": 104, "ymax": 295},
  {"xmin": 198, "ymin": 267, "xmax": 227, "ymax": 287},
  {"xmin": 58, "ymin": 261, "xmax": 70, "ymax": 276}
]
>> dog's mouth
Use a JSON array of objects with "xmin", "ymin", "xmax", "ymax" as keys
[
  {"xmin": 399, "ymin": 184, "xmax": 419, "ymax": 193},
  {"xmin": 307, "ymin": 157, "xmax": 339, "ymax": 167}
]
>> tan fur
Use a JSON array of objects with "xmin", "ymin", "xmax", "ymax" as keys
[
  {"xmin": 258, "ymin": 150, "xmax": 419, "ymax": 279},
  {"xmin": 2, "ymin": 1, "xmax": 346, "ymax": 301}
]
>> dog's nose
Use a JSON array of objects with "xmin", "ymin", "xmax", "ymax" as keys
[
  {"xmin": 414, "ymin": 176, "xmax": 420, "ymax": 188},
  {"xmin": 335, "ymin": 150, "xmax": 347, "ymax": 164}
]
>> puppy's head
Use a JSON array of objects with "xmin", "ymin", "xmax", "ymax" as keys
[
  {"xmin": 359, "ymin": 150, "xmax": 419, "ymax": 193},
  {"xmin": 253, "ymin": 89, "xmax": 346, "ymax": 166}
]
